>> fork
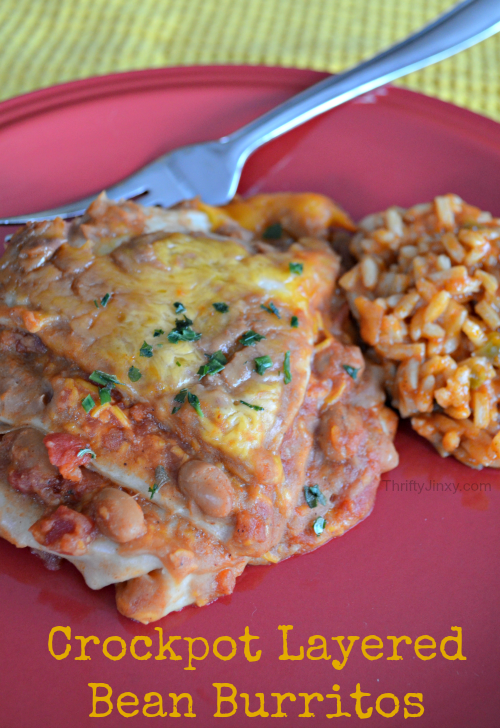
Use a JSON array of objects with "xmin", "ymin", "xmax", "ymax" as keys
[{"xmin": 1, "ymin": 0, "xmax": 500, "ymax": 225}]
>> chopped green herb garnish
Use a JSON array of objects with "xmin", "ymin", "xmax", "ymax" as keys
[
  {"xmin": 168, "ymin": 328, "xmax": 202, "ymax": 343},
  {"xmin": 171, "ymin": 389, "xmax": 203, "ymax": 417},
  {"xmin": 213, "ymin": 302, "xmax": 229, "ymax": 313},
  {"xmin": 176, "ymin": 361, "xmax": 181, "ymax": 367},
  {"xmin": 153, "ymin": 329, "xmax": 164, "ymax": 337},
  {"xmin": 172, "ymin": 388, "xmax": 188, "ymax": 414},
  {"xmin": 148, "ymin": 483, "xmax": 160, "ymax": 499},
  {"xmin": 81, "ymin": 394, "xmax": 95, "ymax": 414},
  {"xmin": 128, "ymin": 366, "xmax": 142, "ymax": 382},
  {"xmin": 342, "ymin": 364, "xmax": 359, "ymax": 380},
  {"xmin": 150, "ymin": 465, "xmax": 169, "ymax": 497},
  {"xmin": 289, "ymin": 262, "xmax": 303, "ymax": 275},
  {"xmin": 89, "ymin": 370, "xmax": 121, "ymax": 387},
  {"xmin": 99, "ymin": 387, "xmax": 112, "ymax": 404},
  {"xmin": 262, "ymin": 222, "xmax": 282, "ymax": 240},
  {"xmin": 187, "ymin": 391, "xmax": 204, "ymax": 417},
  {"xmin": 240, "ymin": 330, "xmax": 266, "ymax": 347},
  {"xmin": 174, "ymin": 302, "xmax": 186, "ymax": 313},
  {"xmin": 198, "ymin": 350, "xmax": 227, "ymax": 379},
  {"xmin": 140, "ymin": 341, "xmax": 153, "ymax": 358},
  {"xmin": 240, "ymin": 400, "xmax": 264, "ymax": 411},
  {"xmin": 94, "ymin": 294, "xmax": 111, "ymax": 308},
  {"xmin": 77, "ymin": 448, "xmax": 96, "ymax": 459},
  {"xmin": 313, "ymin": 517, "xmax": 326, "ymax": 536},
  {"xmin": 284, "ymin": 351, "xmax": 292, "ymax": 384},
  {"xmin": 304, "ymin": 485, "xmax": 327, "ymax": 508},
  {"xmin": 291, "ymin": 316, "xmax": 299, "ymax": 328},
  {"xmin": 261, "ymin": 301, "xmax": 281, "ymax": 318},
  {"xmin": 255, "ymin": 355, "xmax": 273, "ymax": 375},
  {"xmin": 167, "ymin": 315, "xmax": 202, "ymax": 343}
]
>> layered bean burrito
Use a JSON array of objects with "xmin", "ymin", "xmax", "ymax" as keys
[
  {"xmin": 0, "ymin": 192, "xmax": 398, "ymax": 623},
  {"xmin": 340, "ymin": 194, "xmax": 500, "ymax": 469}
]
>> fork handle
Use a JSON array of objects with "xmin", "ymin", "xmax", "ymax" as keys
[{"xmin": 225, "ymin": 0, "xmax": 500, "ymax": 162}]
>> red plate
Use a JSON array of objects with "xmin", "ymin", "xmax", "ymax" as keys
[{"xmin": 0, "ymin": 67, "xmax": 499, "ymax": 728}]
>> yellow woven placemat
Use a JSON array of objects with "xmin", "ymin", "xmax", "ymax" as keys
[{"xmin": 0, "ymin": 0, "xmax": 499, "ymax": 120}]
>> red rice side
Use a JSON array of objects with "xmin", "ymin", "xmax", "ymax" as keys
[{"xmin": 340, "ymin": 194, "xmax": 500, "ymax": 469}]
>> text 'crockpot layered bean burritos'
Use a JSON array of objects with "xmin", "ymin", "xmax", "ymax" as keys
[
  {"xmin": 340, "ymin": 193, "xmax": 500, "ymax": 469},
  {"xmin": 0, "ymin": 192, "xmax": 398, "ymax": 623}
]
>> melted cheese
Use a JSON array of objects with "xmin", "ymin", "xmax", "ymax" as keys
[{"xmin": 0, "ymin": 209, "xmax": 337, "ymax": 476}]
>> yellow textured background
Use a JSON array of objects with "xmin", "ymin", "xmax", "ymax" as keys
[{"xmin": 0, "ymin": 0, "xmax": 500, "ymax": 120}]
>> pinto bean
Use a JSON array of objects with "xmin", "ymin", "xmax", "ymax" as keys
[
  {"xmin": 115, "ymin": 569, "xmax": 170, "ymax": 623},
  {"xmin": 178, "ymin": 460, "xmax": 234, "ymax": 518},
  {"xmin": 92, "ymin": 488, "xmax": 146, "ymax": 543},
  {"xmin": 6, "ymin": 428, "xmax": 61, "ymax": 505}
]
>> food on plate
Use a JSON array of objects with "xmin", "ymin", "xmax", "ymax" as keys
[
  {"xmin": 0, "ymin": 192, "xmax": 398, "ymax": 623},
  {"xmin": 340, "ymin": 193, "xmax": 500, "ymax": 469}
]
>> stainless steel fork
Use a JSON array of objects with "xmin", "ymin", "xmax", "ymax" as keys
[{"xmin": 2, "ymin": 0, "xmax": 500, "ymax": 225}]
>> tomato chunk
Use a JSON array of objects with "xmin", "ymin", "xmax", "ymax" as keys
[{"xmin": 43, "ymin": 433, "xmax": 92, "ymax": 482}]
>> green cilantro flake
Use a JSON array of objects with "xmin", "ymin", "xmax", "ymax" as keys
[
  {"xmin": 168, "ymin": 328, "xmax": 201, "ymax": 343},
  {"xmin": 304, "ymin": 485, "xmax": 327, "ymax": 508},
  {"xmin": 240, "ymin": 400, "xmax": 264, "ymax": 411},
  {"xmin": 99, "ymin": 387, "xmax": 112, "ymax": 404},
  {"xmin": 176, "ymin": 361, "xmax": 181, "ymax": 367},
  {"xmin": 77, "ymin": 447, "xmax": 96, "ymax": 459},
  {"xmin": 240, "ymin": 330, "xmax": 266, "ymax": 347},
  {"xmin": 198, "ymin": 350, "xmax": 227, "ymax": 379},
  {"xmin": 254, "ymin": 355, "xmax": 273, "ymax": 375},
  {"xmin": 187, "ymin": 391, "xmax": 204, "ymax": 417},
  {"xmin": 261, "ymin": 302, "xmax": 281, "ymax": 318},
  {"xmin": 89, "ymin": 370, "xmax": 122, "ymax": 387},
  {"xmin": 167, "ymin": 315, "xmax": 202, "ymax": 343},
  {"xmin": 140, "ymin": 341, "xmax": 153, "ymax": 358},
  {"xmin": 313, "ymin": 517, "xmax": 327, "ymax": 536},
  {"xmin": 174, "ymin": 302, "xmax": 186, "ymax": 313},
  {"xmin": 81, "ymin": 394, "xmax": 95, "ymax": 414},
  {"xmin": 343, "ymin": 364, "xmax": 359, "ymax": 380},
  {"xmin": 284, "ymin": 351, "xmax": 292, "ymax": 384},
  {"xmin": 172, "ymin": 388, "xmax": 188, "ymax": 414},
  {"xmin": 170, "ymin": 389, "xmax": 203, "ymax": 417},
  {"xmin": 153, "ymin": 329, "xmax": 164, "ymax": 337},
  {"xmin": 94, "ymin": 294, "xmax": 111, "ymax": 308},
  {"xmin": 291, "ymin": 316, "xmax": 299, "ymax": 328},
  {"xmin": 262, "ymin": 222, "xmax": 282, "ymax": 240},
  {"xmin": 128, "ymin": 366, "xmax": 142, "ymax": 382},
  {"xmin": 213, "ymin": 302, "xmax": 229, "ymax": 313},
  {"xmin": 148, "ymin": 483, "xmax": 160, "ymax": 499},
  {"xmin": 174, "ymin": 389, "xmax": 188, "ymax": 403},
  {"xmin": 289, "ymin": 262, "xmax": 303, "ymax": 275}
]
